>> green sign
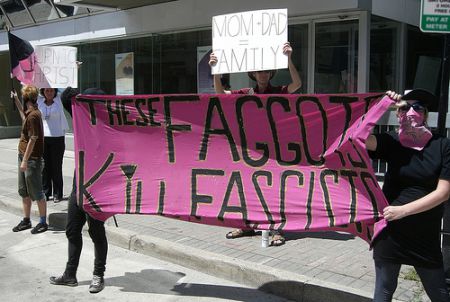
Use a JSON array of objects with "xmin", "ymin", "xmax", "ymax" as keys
[{"xmin": 421, "ymin": 0, "xmax": 450, "ymax": 33}]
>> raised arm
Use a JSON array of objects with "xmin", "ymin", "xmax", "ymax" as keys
[
  {"xmin": 11, "ymin": 90, "xmax": 25, "ymax": 121},
  {"xmin": 209, "ymin": 52, "xmax": 231, "ymax": 94},
  {"xmin": 283, "ymin": 42, "xmax": 302, "ymax": 93}
]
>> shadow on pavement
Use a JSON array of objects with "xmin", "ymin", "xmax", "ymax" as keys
[
  {"xmin": 285, "ymin": 231, "xmax": 355, "ymax": 241},
  {"xmin": 78, "ymin": 269, "xmax": 288, "ymax": 301}
]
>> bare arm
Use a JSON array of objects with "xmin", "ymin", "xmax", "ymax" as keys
[
  {"xmin": 209, "ymin": 53, "xmax": 231, "ymax": 94},
  {"xmin": 11, "ymin": 91, "xmax": 25, "ymax": 121},
  {"xmin": 384, "ymin": 179, "xmax": 450, "ymax": 221},
  {"xmin": 283, "ymin": 42, "xmax": 302, "ymax": 93},
  {"xmin": 365, "ymin": 90, "xmax": 405, "ymax": 151}
]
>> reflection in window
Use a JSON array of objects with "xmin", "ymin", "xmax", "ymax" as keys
[
  {"xmin": 154, "ymin": 30, "xmax": 212, "ymax": 93},
  {"xmin": 1, "ymin": 0, "xmax": 33, "ymax": 27},
  {"xmin": 406, "ymin": 25, "xmax": 443, "ymax": 111},
  {"xmin": 25, "ymin": 0, "xmax": 58, "ymax": 22},
  {"xmin": 54, "ymin": 4, "xmax": 89, "ymax": 17},
  {"xmin": 369, "ymin": 16, "xmax": 398, "ymax": 93},
  {"xmin": 0, "ymin": 6, "xmax": 7, "ymax": 29},
  {"xmin": 314, "ymin": 20, "xmax": 358, "ymax": 93},
  {"xmin": 270, "ymin": 23, "xmax": 307, "ymax": 93}
]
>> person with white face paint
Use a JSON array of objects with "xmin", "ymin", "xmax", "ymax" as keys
[{"xmin": 366, "ymin": 89, "xmax": 450, "ymax": 302}]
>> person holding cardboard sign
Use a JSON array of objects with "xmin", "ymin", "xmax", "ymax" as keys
[
  {"xmin": 37, "ymin": 88, "xmax": 69, "ymax": 202},
  {"xmin": 209, "ymin": 42, "xmax": 302, "ymax": 95},
  {"xmin": 208, "ymin": 41, "xmax": 302, "ymax": 246}
]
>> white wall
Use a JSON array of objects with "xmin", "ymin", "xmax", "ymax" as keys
[
  {"xmin": 372, "ymin": 0, "xmax": 420, "ymax": 26},
  {"xmin": 0, "ymin": 0, "xmax": 422, "ymax": 51},
  {"xmin": 0, "ymin": 0, "xmax": 364, "ymax": 50}
]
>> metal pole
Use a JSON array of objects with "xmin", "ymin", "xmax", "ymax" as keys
[
  {"xmin": 438, "ymin": 34, "xmax": 450, "ymax": 284},
  {"xmin": 437, "ymin": 34, "xmax": 450, "ymax": 137}
]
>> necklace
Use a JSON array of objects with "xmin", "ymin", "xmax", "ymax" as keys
[{"xmin": 44, "ymin": 104, "xmax": 51, "ymax": 120}]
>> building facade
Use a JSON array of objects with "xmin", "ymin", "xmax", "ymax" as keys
[{"xmin": 0, "ymin": 0, "xmax": 446, "ymax": 135}]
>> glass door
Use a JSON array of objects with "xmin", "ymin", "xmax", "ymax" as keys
[{"xmin": 314, "ymin": 20, "xmax": 358, "ymax": 93}]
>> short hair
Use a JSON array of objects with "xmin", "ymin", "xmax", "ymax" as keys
[
  {"xmin": 21, "ymin": 85, "xmax": 39, "ymax": 104},
  {"xmin": 39, "ymin": 88, "xmax": 58, "ymax": 99}
]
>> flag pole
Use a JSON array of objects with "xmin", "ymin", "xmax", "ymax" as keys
[{"xmin": 5, "ymin": 25, "xmax": 16, "ymax": 111}]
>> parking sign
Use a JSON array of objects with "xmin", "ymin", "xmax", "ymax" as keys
[{"xmin": 421, "ymin": 0, "xmax": 450, "ymax": 33}]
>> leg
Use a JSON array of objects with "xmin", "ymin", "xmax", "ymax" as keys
[
  {"xmin": 87, "ymin": 215, "xmax": 108, "ymax": 277},
  {"xmin": 17, "ymin": 155, "xmax": 31, "ymax": 218},
  {"xmin": 51, "ymin": 137, "xmax": 65, "ymax": 200},
  {"xmin": 22, "ymin": 197, "xmax": 32, "ymax": 218},
  {"xmin": 373, "ymin": 259, "xmax": 401, "ymax": 302},
  {"xmin": 65, "ymin": 185, "xmax": 86, "ymax": 277},
  {"xmin": 42, "ymin": 138, "xmax": 53, "ymax": 200},
  {"xmin": 13, "ymin": 155, "xmax": 32, "ymax": 232},
  {"xmin": 415, "ymin": 266, "xmax": 450, "ymax": 302}
]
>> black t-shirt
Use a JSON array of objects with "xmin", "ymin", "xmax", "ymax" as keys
[{"xmin": 369, "ymin": 131, "xmax": 450, "ymax": 268}]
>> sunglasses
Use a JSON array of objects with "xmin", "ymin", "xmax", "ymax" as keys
[{"xmin": 399, "ymin": 103, "xmax": 426, "ymax": 113}]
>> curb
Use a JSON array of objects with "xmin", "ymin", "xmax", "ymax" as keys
[{"xmin": 0, "ymin": 197, "xmax": 387, "ymax": 302}]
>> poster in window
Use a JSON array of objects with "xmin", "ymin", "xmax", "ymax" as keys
[
  {"xmin": 115, "ymin": 52, "xmax": 134, "ymax": 95},
  {"xmin": 197, "ymin": 46, "xmax": 216, "ymax": 93}
]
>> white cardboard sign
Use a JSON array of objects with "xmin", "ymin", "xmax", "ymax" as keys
[
  {"xmin": 211, "ymin": 9, "xmax": 288, "ymax": 74},
  {"xmin": 34, "ymin": 46, "xmax": 78, "ymax": 88}
]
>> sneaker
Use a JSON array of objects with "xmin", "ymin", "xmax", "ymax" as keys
[
  {"xmin": 30, "ymin": 222, "xmax": 48, "ymax": 234},
  {"xmin": 89, "ymin": 275, "xmax": 105, "ymax": 293},
  {"xmin": 12, "ymin": 220, "xmax": 31, "ymax": 232},
  {"xmin": 49, "ymin": 274, "xmax": 78, "ymax": 287}
]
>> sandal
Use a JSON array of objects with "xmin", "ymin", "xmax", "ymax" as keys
[
  {"xmin": 225, "ymin": 229, "xmax": 255, "ymax": 239},
  {"xmin": 270, "ymin": 233, "xmax": 286, "ymax": 246}
]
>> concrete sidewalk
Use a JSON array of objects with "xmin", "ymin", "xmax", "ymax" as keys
[{"xmin": 0, "ymin": 137, "xmax": 426, "ymax": 302}]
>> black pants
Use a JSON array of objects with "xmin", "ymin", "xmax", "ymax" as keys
[
  {"xmin": 43, "ymin": 136, "xmax": 65, "ymax": 200},
  {"xmin": 65, "ymin": 177, "xmax": 108, "ymax": 277}
]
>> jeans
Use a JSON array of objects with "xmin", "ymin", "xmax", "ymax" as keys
[
  {"xmin": 374, "ymin": 259, "xmax": 450, "ymax": 302},
  {"xmin": 18, "ymin": 155, "xmax": 45, "ymax": 201},
  {"xmin": 65, "ymin": 176, "xmax": 108, "ymax": 277}
]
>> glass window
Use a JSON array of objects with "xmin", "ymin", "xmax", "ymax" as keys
[
  {"xmin": 1, "ymin": 0, "xmax": 33, "ymax": 27},
  {"xmin": 405, "ymin": 25, "xmax": 443, "ymax": 111},
  {"xmin": 54, "ymin": 4, "xmax": 89, "ymax": 18},
  {"xmin": 0, "ymin": 7, "xmax": 7, "ymax": 29},
  {"xmin": 369, "ymin": 16, "xmax": 398, "ymax": 93},
  {"xmin": 25, "ymin": 0, "xmax": 59, "ymax": 23},
  {"xmin": 268, "ymin": 23, "xmax": 307, "ymax": 93},
  {"xmin": 154, "ymin": 30, "xmax": 212, "ymax": 93},
  {"xmin": 314, "ymin": 20, "xmax": 358, "ymax": 93}
]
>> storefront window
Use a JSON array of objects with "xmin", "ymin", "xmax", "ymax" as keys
[
  {"xmin": 406, "ymin": 25, "xmax": 443, "ymax": 112},
  {"xmin": 153, "ymin": 30, "xmax": 212, "ymax": 93},
  {"xmin": 1, "ymin": 0, "xmax": 33, "ymax": 27},
  {"xmin": 314, "ymin": 20, "xmax": 358, "ymax": 93},
  {"xmin": 24, "ymin": 0, "xmax": 59, "ymax": 23},
  {"xmin": 268, "ymin": 23, "xmax": 307, "ymax": 93},
  {"xmin": 369, "ymin": 16, "xmax": 398, "ymax": 93}
]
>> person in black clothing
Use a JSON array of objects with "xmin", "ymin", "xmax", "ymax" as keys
[
  {"xmin": 49, "ymin": 87, "xmax": 108, "ymax": 294},
  {"xmin": 366, "ymin": 89, "xmax": 450, "ymax": 302}
]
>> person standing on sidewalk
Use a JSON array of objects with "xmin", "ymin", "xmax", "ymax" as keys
[
  {"xmin": 38, "ymin": 88, "xmax": 69, "ymax": 202},
  {"xmin": 367, "ymin": 89, "xmax": 450, "ymax": 301},
  {"xmin": 49, "ymin": 87, "xmax": 108, "ymax": 294},
  {"xmin": 209, "ymin": 41, "xmax": 302, "ymax": 246},
  {"xmin": 11, "ymin": 85, "xmax": 48, "ymax": 234}
]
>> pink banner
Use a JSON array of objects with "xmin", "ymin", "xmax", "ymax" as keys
[{"xmin": 73, "ymin": 93, "xmax": 392, "ymax": 243}]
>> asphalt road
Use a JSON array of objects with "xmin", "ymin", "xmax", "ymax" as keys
[{"xmin": 0, "ymin": 209, "xmax": 290, "ymax": 302}]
